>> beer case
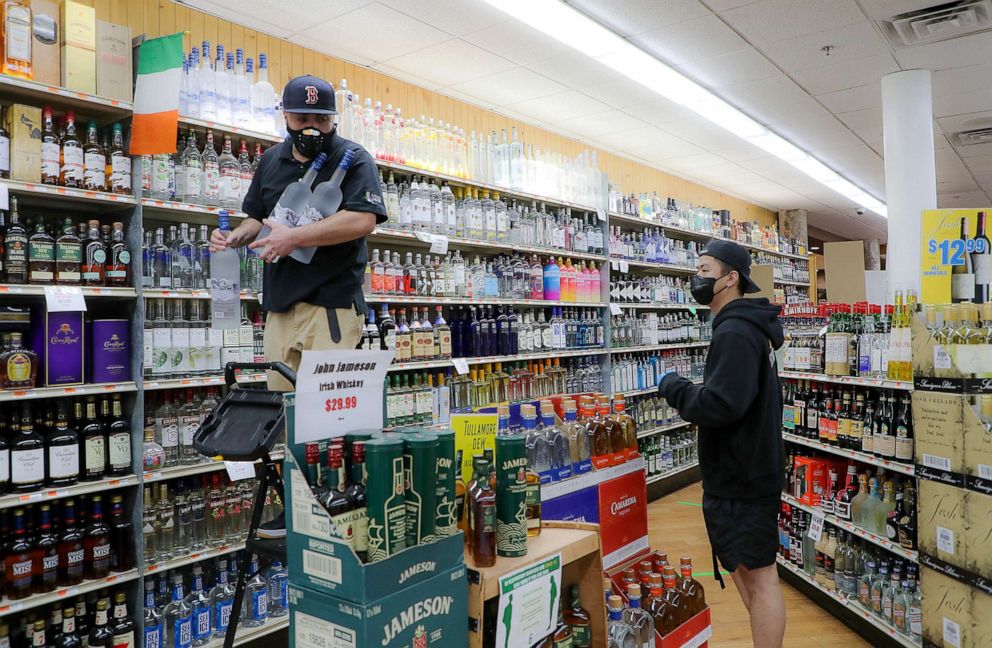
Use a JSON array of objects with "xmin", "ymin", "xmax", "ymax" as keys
[
  {"xmin": 288, "ymin": 565, "xmax": 467, "ymax": 648},
  {"xmin": 30, "ymin": 0, "xmax": 60, "ymax": 85},
  {"xmin": 95, "ymin": 21, "xmax": 132, "ymax": 103},
  {"xmin": 5, "ymin": 103, "xmax": 41, "ymax": 182},
  {"xmin": 284, "ymin": 395, "xmax": 464, "ymax": 604},
  {"xmin": 61, "ymin": 0, "xmax": 96, "ymax": 93}
]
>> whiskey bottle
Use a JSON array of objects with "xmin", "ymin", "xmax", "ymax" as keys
[
  {"xmin": 28, "ymin": 219, "xmax": 55, "ymax": 284},
  {"xmin": 10, "ymin": 405, "xmax": 43, "ymax": 490},
  {"xmin": 89, "ymin": 598, "xmax": 114, "ymax": 648},
  {"xmin": 4, "ymin": 508, "xmax": 34, "ymax": 599},
  {"xmin": 55, "ymin": 606, "xmax": 82, "ymax": 648},
  {"xmin": 563, "ymin": 584, "xmax": 591, "ymax": 647},
  {"xmin": 109, "ymin": 124, "xmax": 131, "ymax": 194},
  {"xmin": 469, "ymin": 457, "xmax": 497, "ymax": 568},
  {"xmin": 58, "ymin": 498, "xmax": 85, "ymax": 585},
  {"xmin": 82, "ymin": 121, "xmax": 106, "ymax": 191},
  {"xmin": 83, "ymin": 495, "xmax": 112, "ymax": 579},
  {"xmin": 34, "ymin": 503, "xmax": 60, "ymax": 593},
  {"xmin": 4, "ymin": 196, "xmax": 27, "ymax": 283},
  {"xmin": 61, "ymin": 111, "xmax": 84, "ymax": 188},
  {"xmin": 106, "ymin": 222, "xmax": 130, "ymax": 286},
  {"xmin": 107, "ymin": 396, "xmax": 131, "ymax": 476},
  {"xmin": 40, "ymin": 106, "xmax": 61, "ymax": 185},
  {"xmin": 46, "ymin": 402, "xmax": 80, "ymax": 486},
  {"xmin": 678, "ymin": 556, "xmax": 706, "ymax": 616},
  {"xmin": 81, "ymin": 398, "xmax": 106, "ymax": 481},
  {"xmin": 109, "ymin": 592, "xmax": 135, "ymax": 648},
  {"xmin": 1, "ymin": 0, "xmax": 31, "ymax": 79},
  {"xmin": 346, "ymin": 441, "xmax": 369, "ymax": 561},
  {"xmin": 82, "ymin": 220, "xmax": 107, "ymax": 286},
  {"xmin": 55, "ymin": 217, "xmax": 82, "ymax": 285},
  {"xmin": 109, "ymin": 493, "xmax": 134, "ymax": 572}
]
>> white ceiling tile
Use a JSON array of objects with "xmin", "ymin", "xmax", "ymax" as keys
[
  {"xmin": 466, "ymin": 19, "xmax": 571, "ymax": 65},
  {"xmin": 657, "ymin": 115, "xmax": 752, "ymax": 153},
  {"xmin": 622, "ymin": 132, "xmax": 709, "ymax": 159},
  {"xmin": 773, "ymin": 104, "xmax": 867, "ymax": 152},
  {"xmin": 184, "ymin": 1, "xmax": 301, "ymax": 37},
  {"xmin": 934, "ymin": 88, "xmax": 992, "ymax": 119},
  {"xmin": 674, "ymin": 48, "xmax": 780, "ymax": 89},
  {"xmin": 378, "ymin": 0, "xmax": 510, "ymax": 36},
  {"xmin": 294, "ymin": 2, "xmax": 451, "ymax": 63},
  {"xmin": 556, "ymin": 111, "xmax": 652, "ymax": 138},
  {"xmin": 583, "ymin": 77, "xmax": 667, "ymax": 109},
  {"xmin": 894, "ymin": 31, "xmax": 992, "ymax": 71},
  {"xmin": 710, "ymin": 141, "xmax": 778, "ymax": 163},
  {"xmin": 372, "ymin": 64, "xmax": 444, "ymax": 92},
  {"xmin": 835, "ymin": 107, "xmax": 883, "ymax": 137},
  {"xmin": 939, "ymin": 191, "xmax": 992, "ymax": 208},
  {"xmin": 564, "ymin": 0, "xmax": 711, "ymax": 36},
  {"xmin": 938, "ymin": 178, "xmax": 981, "ymax": 194},
  {"xmin": 707, "ymin": 0, "xmax": 764, "ymax": 10},
  {"xmin": 718, "ymin": 74, "xmax": 818, "ymax": 123},
  {"xmin": 622, "ymin": 98, "xmax": 701, "ymax": 127},
  {"xmin": 506, "ymin": 91, "xmax": 612, "ymax": 123},
  {"xmin": 760, "ymin": 21, "xmax": 890, "ymax": 73},
  {"xmin": 191, "ymin": 0, "xmax": 372, "ymax": 36},
  {"xmin": 935, "ymin": 63, "xmax": 992, "ymax": 97},
  {"xmin": 383, "ymin": 40, "xmax": 515, "ymax": 88},
  {"xmin": 448, "ymin": 67, "xmax": 568, "ymax": 106},
  {"xmin": 816, "ymin": 146, "xmax": 885, "ymax": 197},
  {"xmin": 719, "ymin": 0, "xmax": 864, "ymax": 45},
  {"xmin": 292, "ymin": 34, "xmax": 375, "ymax": 67},
  {"xmin": 526, "ymin": 52, "xmax": 620, "ymax": 89},
  {"xmin": 630, "ymin": 15, "xmax": 750, "ymax": 67},
  {"xmin": 791, "ymin": 54, "xmax": 901, "ymax": 95},
  {"xmin": 816, "ymin": 84, "xmax": 882, "ymax": 115},
  {"xmin": 958, "ymin": 142, "xmax": 992, "ymax": 159},
  {"xmin": 964, "ymin": 156, "xmax": 992, "ymax": 174},
  {"xmin": 660, "ymin": 152, "xmax": 734, "ymax": 170}
]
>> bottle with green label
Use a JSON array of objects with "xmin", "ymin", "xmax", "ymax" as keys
[{"xmin": 563, "ymin": 584, "xmax": 592, "ymax": 647}]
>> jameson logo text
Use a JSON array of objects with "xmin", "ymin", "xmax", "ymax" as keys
[
  {"xmin": 501, "ymin": 457, "xmax": 528, "ymax": 471},
  {"xmin": 611, "ymin": 496, "xmax": 638, "ymax": 515},
  {"xmin": 313, "ymin": 361, "xmax": 378, "ymax": 374},
  {"xmin": 398, "ymin": 561, "xmax": 438, "ymax": 585},
  {"xmin": 382, "ymin": 596, "xmax": 453, "ymax": 645},
  {"xmin": 437, "ymin": 457, "xmax": 453, "ymax": 470}
]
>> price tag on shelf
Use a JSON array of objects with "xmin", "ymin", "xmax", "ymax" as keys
[
  {"xmin": 294, "ymin": 349, "xmax": 395, "ymax": 443},
  {"xmin": 429, "ymin": 234, "xmax": 449, "ymax": 255},
  {"xmin": 807, "ymin": 510, "xmax": 825, "ymax": 542},
  {"xmin": 452, "ymin": 358, "xmax": 470, "ymax": 375},
  {"xmin": 609, "ymin": 303, "xmax": 623, "ymax": 316},
  {"xmin": 619, "ymin": 260, "xmax": 629, "ymax": 273},
  {"xmin": 224, "ymin": 461, "xmax": 257, "ymax": 481},
  {"xmin": 596, "ymin": 208, "xmax": 605, "ymax": 222},
  {"xmin": 414, "ymin": 231, "xmax": 434, "ymax": 243},
  {"xmin": 610, "ymin": 260, "xmax": 619, "ymax": 271},
  {"xmin": 45, "ymin": 286, "xmax": 87, "ymax": 312}
]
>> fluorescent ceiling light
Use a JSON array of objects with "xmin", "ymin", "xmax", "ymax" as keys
[{"xmin": 480, "ymin": 0, "xmax": 887, "ymax": 218}]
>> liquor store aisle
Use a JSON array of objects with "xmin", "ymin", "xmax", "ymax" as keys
[{"xmin": 647, "ymin": 482, "xmax": 868, "ymax": 648}]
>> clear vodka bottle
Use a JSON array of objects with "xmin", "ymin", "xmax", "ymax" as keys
[
  {"xmin": 233, "ymin": 49, "xmax": 252, "ymax": 128},
  {"xmin": 186, "ymin": 565, "xmax": 212, "ymax": 647},
  {"xmin": 188, "ymin": 476, "xmax": 207, "ymax": 551},
  {"xmin": 249, "ymin": 53, "xmax": 276, "ymax": 134},
  {"xmin": 241, "ymin": 556, "xmax": 269, "ymax": 628},
  {"xmin": 217, "ymin": 135, "xmax": 241, "ymax": 209},
  {"xmin": 185, "ymin": 47, "xmax": 201, "ymax": 117},
  {"xmin": 155, "ymin": 483, "xmax": 175, "ymax": 561},
  {"xmin": 201, "ymin": 131, "xmax": 221, "ymax": 206},
  {"xmin": 606, "ymin": 595, "xmax": 636, "ymax": 648},
  {"xmin": 172, "ymin": 479, "xmax": 192, "ymax": 556},
  {"xmin": 179, "ymin": 130, "xmax": 203, "ymax": 204},
  {"xmin": 169, "ymin": 224, "xmax": 195, "ymax": 289},
  {"xmin": 543, "ymin": 402, "xmax": 571, "ymax": 481},
  {"xmin": 209, "ymin": 558, "xmax": 234, "ymax": 640},
  {"xmin": 198, "ymin": 42, "xmax": 216, "ymax": 121},
  {"xmin": 163, "ymin": 573, "xmax": 193, "ymax": 648},
  {"xmin": 143, "ymin": 579, "xmax": 163, "ymax": 648},
  {"xmin": 522, "ymin": 404, "xmax": 552, "ymax": 484},
  {"xmin": 266, "ymin": 560, "xmax": 289, "ymax": 618},
  {"xmin": 214, "ymin": 46, "xmax": 231, "ymax": 125},
  {"xmin": 210, "ymin": 211, "xmax": 241, "ymax": 330}
]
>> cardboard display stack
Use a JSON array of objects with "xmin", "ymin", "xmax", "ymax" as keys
[{"xmin": 910, "ymin": 312, "xmax": 992, "ymax": 648}]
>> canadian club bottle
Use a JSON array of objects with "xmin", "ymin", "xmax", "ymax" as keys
[
  {"xmin": 11, "ymin": 405, "xmax": 44, "ymax": 491},
  {"xmin": 47, "ymin": 402, "xmax": 80, "ymax": 486}
]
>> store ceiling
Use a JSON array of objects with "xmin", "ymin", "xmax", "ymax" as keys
[{"xmin": 183, "ymin": 0, "xmax": 992, "ymax": 243}]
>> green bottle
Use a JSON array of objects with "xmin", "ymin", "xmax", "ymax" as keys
[
  {"xmin": 365, "ymin": 437, "xmax": 406, "ymax": 562},
  {"xmin": 495, "ymin": 433, "xmax": 528, "ymax": 557},
  {"xmin": 403, "ymin": 433, "xmax": 438, "ymax": 546}
]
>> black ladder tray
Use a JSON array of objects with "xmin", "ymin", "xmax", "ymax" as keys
[{"xmin": 192, "ymin": 362, "xmax": 296, "ymax": 462}]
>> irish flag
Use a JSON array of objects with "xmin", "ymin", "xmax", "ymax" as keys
[{"xmin": 129, "ymin": 33, "xmax": 184, "ymax": 155}]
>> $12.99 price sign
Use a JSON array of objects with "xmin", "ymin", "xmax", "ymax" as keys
[
  {"xmin": 294, "ymin": 349, "xmax": 395, "ymax": 443},
  {"xmin": 927, "ymin": 236, "xmax": 987, "ymax": 265},
  {"xmin": 920, "ymin": 208, "xmax": 991, "ymax": 304}
]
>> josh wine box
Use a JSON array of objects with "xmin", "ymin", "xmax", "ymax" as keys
[
  {"xmin": 288, "ymin": 566, "xmax": 467, "ymax": 648},
  {"xmin": 87, "ymin": 319, "xmax": 130, "ymax": 383},
  {"xmin": 30, "ymin": 306, "xmax": 84, "ymax": 386}
]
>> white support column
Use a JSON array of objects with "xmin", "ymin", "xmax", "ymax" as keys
[{"xmin": 881, "ymin": 69, "xmax": 937, "ymax": 299}]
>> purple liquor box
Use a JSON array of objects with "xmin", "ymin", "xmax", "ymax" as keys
[
  {"xmin": 30, "ymin": 306, "xmax": 85, "ymax": 386},
  {"xmin": 88, "ymin": 319, "xmax": 130, "ymax": 383}
]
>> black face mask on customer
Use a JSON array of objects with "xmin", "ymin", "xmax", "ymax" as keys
[
  {"xmin": 690, "ymin": 272, "xmax": 732, "ymax": 306},
  {"xmin": 287, "ymin": 125, "xmax": 332, "ymax": 159}
]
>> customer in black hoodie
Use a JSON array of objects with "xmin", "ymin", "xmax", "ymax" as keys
[{"xmin": 658, "ymin": 239, "xmax": 786, "ymax": 648}]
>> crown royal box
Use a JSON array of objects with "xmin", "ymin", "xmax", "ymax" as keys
[
  {"xmin": 30, "ymin": 306, "xmax": 84, "ymax": 386},
  {"xmin": 87, "ymin": 319, "xmax": 130, "ymax": 383}
]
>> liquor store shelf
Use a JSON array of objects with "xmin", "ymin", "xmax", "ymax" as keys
[
  {"xmin": 621, "ymin": 378, "xmax": 702, "ymax": 398},
  {"xmin": 611, "ymin": 342, "xmax": 710, "ymax": 354},
  {"xmin": 646, "ymin": 461, "xmax": 699, "ymax": 485},
  {"xmin": 0, "ymin": 474, "xmax": 139, "ymax": 511},
  {"xmin": 610, "ymin": 257, "xmax": 697, "ymax": 275},
  {"xmin": 613, "ymin": 302, "xmax": 708, "ymax": 311},
  {"xmin": 775, "ymin": 557, "xmax": 919, "ymax": 648},
  {"xmin": 541, "ymin": 457, "xmax": 645, "ymax": 502},
  {"xmin": 778, "ymin": 370, "xmax": 914, "ymax": 391},
  {"xmin": 365, "ymin": 294, "xmax": 605, "ymax": 308},
  {"xmin": 0, "ymin": 284, "xmax": 137, "ymax": 298},
  {"xmin": 775, "ymin": 278, "xmax": 811, "ymax": 287},
  {"xmin": 178, "ymin": 115, "xmax": 282, "ymax": 145},
  {"xmin": 1, "ymin": 178, "xmax": 136, "ymax": 207},
  {"xmin": 140, "ymin": 198, "xmax": 249, "ymax": 222},
  {"xmin": 370, "ymin": 228, "xmax": 608, "ymax": 263},
  {"xmin": 142, "ymin": 373, "xmax": 267, "ymax": 391},
  {"xmin": 145, "ymin": 541, "xmax": 247, "ymax": 574},
  {"xmin": 607, "ymin": 212, "xmax": 809, "ymax": 261},
  {"xmin": 143, "ymin": 289, "xmax": 260, "ymax": 301},
  {"xmin": 143, "ymin": 450, "xmax": 285, "ymax": 485},
  {"xmin": 0, "ymin": 75, "xmax": 133, "ymax": 116},
  {"xmin": 217, "ymin": 616, "xmax": 289, "ymax": 648},
  {"xmin": 782, "ymin": 432, "xmax": 916, "ymax": 476},
  {"xmin": 0, "ymin": 381, "xmax": 138, "ymax": 402},
  {"xmin": 0, "ymin": 569, "xmax": 140, "ymax": 618},
  {"xmin": 781, "ymin": 493, "xmax": 918, "ymax": 562},
  {"xmin": 637, "ymin": 420, "xmax": 691, "ymax": 439},
  {"xmin": 387, "ymin": 348, "xmax": 609, "ymax": 372}
]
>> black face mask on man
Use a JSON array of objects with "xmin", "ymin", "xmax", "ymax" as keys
[
  {"xmin": 287, "ymin": 124, "xmax": 333, "ymax": 159},
  {"xmin": 690, "ymin": 272, "xmax": 733, "ymax": 306}
]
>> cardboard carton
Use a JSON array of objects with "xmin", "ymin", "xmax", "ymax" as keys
[
  {"xmin": 972, "ymin": 587, "xmax": 992, "ymax": 648},
  {"xmin": 922, "ymin": 567, "xmax": 973, "ymax": 648},
  {"xmin": 963, "ymin": 396, "xmax": 992, "ymax": 490},
  {"xmin": 30, "ymin": 0, "xmax": 60, "ymax": 85},
  {"xmin": 61, "ymin": 0, "xmax": 95, "ymax": 93},
  {"xmin": 95, "ymin": 21, "xmax": 131, "ymax": 103},
  {"xmin": 5, "ymin": 103, "xmax": 41, "ymax": 182},
  {"xmin": 918, "ymin": 479, "xmax": 967, "ymax": 568},
  {"xmin": 964, "ymin": 490, "xmax": 992, "ymax": 580},
  {"xmin": 913, "ymin": 390, "xmax": 965, "ymax": 475}
]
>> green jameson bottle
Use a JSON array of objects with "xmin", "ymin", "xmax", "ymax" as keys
[
  {"xmin": 495, "ymin": 433, "xmax": 528, "ymax": 558},
  {"xmin": 403, "ymin": 433, "xmax": 438, "ymax": 546},
  {"xmin": 364, "ymin": 438, "xmax": 406, "ymax": 562}
]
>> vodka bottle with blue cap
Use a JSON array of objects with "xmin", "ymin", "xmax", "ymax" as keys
[
  {"xmin": 291, "ymin": 149, "xmax": 358, "ymax": 263},
  {"xmin": 252, "ymin": 152, "xmax": 327, "ymax": 264},
  {"xmin": 210, "ymin": 211, "xmax": 241, "ymax": 330}
]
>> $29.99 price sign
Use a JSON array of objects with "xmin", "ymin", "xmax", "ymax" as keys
[{"xmin": 324, "ymin": 396, "xmax": 358, "ymax": 411}]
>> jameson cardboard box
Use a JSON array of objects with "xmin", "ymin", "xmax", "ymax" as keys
[
  {"xmin": 284, "ymin": 395, "xmax": 464, "ymax": 604},
  {"xmin": 5, "ymin": 103, "xmax": 41, "ymax": 182},
  {"xmin": 29, "ymin": 306, "xmax": 84, "ymax": 386},
  {"xmin": 30, "ymin": 0, "xmax": 60, "ymax": 85},
  {"xmin": 965, "ymin": 490, "xmax": 992, "ymax": 580},
  {"xmin": 913, "ymin": 390, "xmax": 965, "ymax": 475},
  {"xmin": 95, "ymin": 21, "xmax": 131, "ymax": 103},
  {"xmin": 918, "ymin": 479, "xmax": 966, "ymax": 568},
  {"xmin": 922, "ymin": 567, "xmax": 973, "ymax": 648},
  {"xmin": 61, "ymin": 0, "xmax": 96, "ymax": 93},
  {"xmin": 288, "ymin": 566, "xmax": 466, "ymax": 648}
]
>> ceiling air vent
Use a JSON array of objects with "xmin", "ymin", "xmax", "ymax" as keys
[
  {"xmin": 877, "ymin": 0, "xmax": 992, "ymax": 47},
  {"xmin": 953, "ymin": 127, "xmax": 992, "ymax": 146}
]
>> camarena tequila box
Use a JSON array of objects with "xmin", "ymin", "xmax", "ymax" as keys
[
  {"xmin": 288, "ymin": 566, "xmax": 467, "ymax": 648},
  {"xmin": 87, "ymin": 319, "xmax": 130, "ymax": 383},
  {"xmin": 284, "ymin": 394, "xmax": 464, "ymax": 604},
  {"xmin": 30, "ymin": 306, "xmax": 84, "ymax": 386}
]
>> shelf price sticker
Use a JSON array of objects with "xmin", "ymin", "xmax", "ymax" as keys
[
  {"xmin": 807, "ymin": 510, "xmax": 825, "ymax": 542},
  {"xmin": 224, "ymin": 461, "xmax": 256, "ymax": 481},
  {"xmin": 44, "ymin": 286, "xmax": 87, "ymax": 312},
  {"xmin": 294, "ymin": 349, "xmax": 394, "ymax": 443}
]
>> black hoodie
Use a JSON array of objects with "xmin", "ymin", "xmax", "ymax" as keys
[{"xmin": 659, "ymin": 298, "xmax": 785, "ymax": 500}]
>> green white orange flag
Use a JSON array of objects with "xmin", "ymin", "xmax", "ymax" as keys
[{"xmin": 129, "ymin": 32, "xmax": 184, "ymax": 155}]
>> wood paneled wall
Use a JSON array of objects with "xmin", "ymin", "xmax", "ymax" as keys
[{"xmin": 83, "ymin": 0, "xmax": 776, "ymax": 226}]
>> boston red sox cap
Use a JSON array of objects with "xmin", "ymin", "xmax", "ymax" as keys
[{"xmin": 282, "ymin": 75, "xmax": 337, "ymax": 114}]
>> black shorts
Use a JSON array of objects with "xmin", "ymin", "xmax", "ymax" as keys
[{"xmin": 702, "ymin": 493, "xmax": 780, "ymax": 573}]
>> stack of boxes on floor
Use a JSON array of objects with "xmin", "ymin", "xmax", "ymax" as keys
[{"xmin": 911, "ymin": 304, "xmax": 992, "ymax": 647}]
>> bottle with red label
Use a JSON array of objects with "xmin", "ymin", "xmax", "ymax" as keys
[
  {"xmin": 4, "ymin": 508, "xmax": 34, "ymax": 599},
  {"xmin": 83, "ymin": 494, "xmax": 112, "ymax": 580}
]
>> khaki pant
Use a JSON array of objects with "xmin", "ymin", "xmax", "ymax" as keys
[{"xmin": 263, "ymin": 303, "xmax": 365, "ymax": 391}]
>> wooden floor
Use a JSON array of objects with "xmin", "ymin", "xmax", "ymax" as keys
[{"xmin": 647, "ymin": 482, "xmax": 870, "ymax": 648}]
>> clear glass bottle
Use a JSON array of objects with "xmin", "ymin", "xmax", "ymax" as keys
[
  {"xmin": 186, "ymin": 565, "xmax": 212, "ymax": 647},
  {"xmin": 622, "ymin": 584, "xmax": 655, "ymax": 647},
  {"xmin": 241, "ymin": 556, "xmax": 269, "ymax": 628},
  {"xmin": 606, "ymin": 595, "xmax": 636, "ymax": 648},
  {"xmin": 163, "ymin": 573, "xmax": 192, "ymax": 648},
  {"xmin": 142, "ymin": 579, "xmax": 163, "ymax": 648},
  {"xmin": 267, "ymin": 560, "xmax": 289, "ymax": 618},
  {"xmin": 209, "ymin": 558, "xmax": 234, "ymax": 640}
]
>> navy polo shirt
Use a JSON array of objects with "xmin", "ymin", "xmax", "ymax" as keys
[{"xmin": 242, "ymin": 133, "xmax": 387, "ymax": 313}]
